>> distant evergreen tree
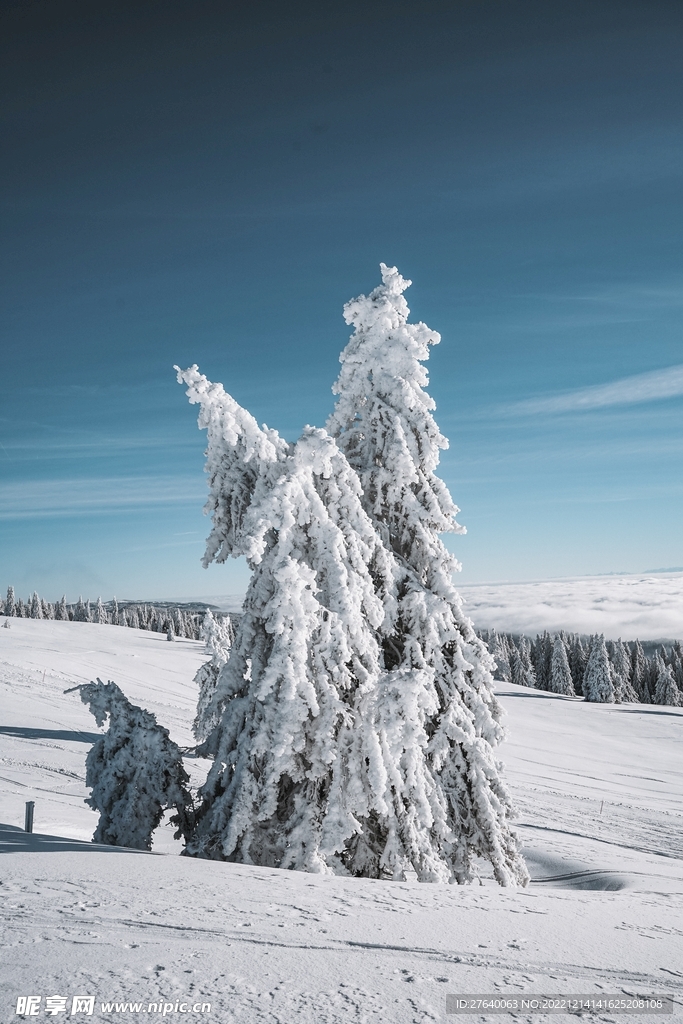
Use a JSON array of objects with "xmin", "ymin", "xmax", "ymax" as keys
[
  {"xmin": 73, "ymin": 596, "xmax": 88, "ymax": 622},
  {"xmin": 5, "ymin": 586, "xmax": 16, "ymax": 617},
  {"xmin": 654, "ymin": 660, "xmax": 681, "ymax": 706},
  {"xmin": 166, "ymin": 621, "xmax": 175, "ymax": 641},
  {"xmin": 128, "ymin": 607, "xmax": 140, "ymax": 629},
  {"xmin": 30, "ymin": 592, "xmax": 43, "ymax": 619},
  {"xmin": 568, "ymin": 635, "xmax": 587, "ymax": 696},
  {"xmin": 532, "ymin": 632, "xmax": 552, "ymax": 690},
  {"xmin": 54, "ymin": 595, "xmax": 67, "ymax": 621},
  {"xmin": 672, "ymin": 643, "xmax": 683, "ymax": 690},
  {"xmin": 95, "ymin": 596, "xmax": 108, "ymax": 624},
  {"xmin": 583, "ymin": 635, "xmax": 615, "ymax": 703},
  {"xmin": 42, "ymin": 599, "xmax": 54, "ymax": 619},
  {"xmin": 111, "ymin": 597, "xmax": 120, "ymax": 625},
  {"xmin": 630, "ymin": 640, "xmax": 648, "ymax": 702},
  {"xmin": 193, "ymin": 612, "xmax": 234, "ymax": 746},
  {"xmin": 610, "ymin": 638, "xmax": 638, "ymax": 703},
  {"xmin": 510, "ymin": 636, "xmax": 536, "ymax": 687},
  {"xmin": 85, "ymin": 599, "xmax": 93, "ymax": 622},
  {"xmin": 16, "ymin": 598, "xmax": 26, "ymax": 617},
  {"xmin": 548, "ymin": 635, "xmax": 575, "ymax": 695},
  {"xmin": 69, "ymin": 679, "xmax": 194, "ymax": 850},
  {"xmin": 488, "ymin": 631, "xmax": 512, "ymax": 682}
]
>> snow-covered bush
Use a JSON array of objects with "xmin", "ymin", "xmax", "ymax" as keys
[{"xmin": 68, "ymin": 679, "xmax": 194, "ymax": 850}]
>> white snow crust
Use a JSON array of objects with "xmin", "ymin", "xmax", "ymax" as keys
[{"xmin": 1, "ymin": 618, "xmax": 682, "ymax": 1022}]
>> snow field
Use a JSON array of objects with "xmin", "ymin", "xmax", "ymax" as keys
[{"xmin": 1, "ymin": 617, "xmax": 682, "ymax": 1022}]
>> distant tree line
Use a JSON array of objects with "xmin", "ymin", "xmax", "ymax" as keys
[
  {"xmin": 0, "ymin": 585, "xmax": 208, "ymax": 640},
  {"xmin": 479, "ymin": 629, "xmax": 683, "ymax": 707}
]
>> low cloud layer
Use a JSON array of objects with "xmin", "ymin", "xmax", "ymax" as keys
[
  {"xmin": 509, "ymin": 364, "xmax": 683, "ymax": 415},
  {"xmin": 459, "ymin": 572, "xmax": 683, "ymax": 639}
]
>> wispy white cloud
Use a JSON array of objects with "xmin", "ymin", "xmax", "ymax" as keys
[
  {"xmin": 507, "ymin": 364, "xmax": 683, "ymax": 415},
  {"xmin": 0, "ymin": 476, "xmax": 204, "ymax": 519}
]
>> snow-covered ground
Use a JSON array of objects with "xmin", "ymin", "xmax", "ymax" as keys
[
  {"xmin": 459, "ymin": 571, "xmax": 683, "ymax": 640},
  {"xmin": 1, "ymin": 617, "xmax": 682, "ymax": 1022}
]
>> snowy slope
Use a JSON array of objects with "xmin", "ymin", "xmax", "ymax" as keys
[{"xmin": 1, "ymin": 618, "xmax": 682, "ymax": 1023}]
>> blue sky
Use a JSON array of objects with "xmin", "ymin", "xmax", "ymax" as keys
[{"xmin": 2, "ymin": 0, "xmax": 683, "ymax": 603}]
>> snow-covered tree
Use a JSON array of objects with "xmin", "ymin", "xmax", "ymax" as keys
[
  {"xmin": 193, "ymin": 611, "xmax": 235, "ymax": 747},
  {"xmin": 68, "ymin": 678, "xmax": 194, "ymax": 850},
  {"xmin": 30, "ymin": 591, "xmax": 43, "ymax": 619},
  {"xmin": 73, "ymin": 596, "xmax": 88, "ymax": 622},
  {"xmin": 654, "ymin": 661, "xmax": 681, "ymax": 706},
  {"xmin": 54, "ymin": 595, "xmax": 67, "ymax": 621},
  {"xmin": 568, "ymin": 635, "xmax": 587, "ymax": 696},
  {"xmin": 510, "ymin": 636, "xmax": 536, "ymax": 688},
  {"xmin": 583, "ymin": 635, "xmax": 615, "ymax": 703},
  {"xmin": 94, "ymin": 596, "xmax": 108, "ymax": 624},
  {"xmin": 176, "ymin": 373, "xmax": 395, "ymax": 874},
  {"xmin": 531, "ymin": 632, "xmax": 552, "ymax": 691},
  {"xmin": 326, "ymin": 264, "xmax": 526, "ymax": 885},
  {"xmin": 178, "ymin": 318, "xmax": 527, "ymax": 885},
  {"xmin": 488, "ymin": 631, "xmax": 512, "ymax": 683},
  {"xmin": 630, "ymin": 639, "xmax": 648, "ymax": 702},
  {"xmin": 548, "ymin": 635, "xmax": 575, "ymax": 695},
  {"xmin": 610, "ymin": 638, "xmax": 638, "ymax": 703},
  {"xmin": 5, "ymin": 586, "xmax": 15, "ymax": 617},
  {"xmin": 111, "ymin": 597, "xmax": 120, "ymax": 625}
]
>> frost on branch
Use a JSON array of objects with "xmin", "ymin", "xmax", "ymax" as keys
[
  {"xmin": 69, "ymin": 679, "xmax": 194, "ymax": 850},
  {"xmin": 176, "ymin": 264, "xmax": 528, "ymax": 886}
]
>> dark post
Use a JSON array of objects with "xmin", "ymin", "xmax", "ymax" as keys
[{"xmin": 24, "ymin": 801, "xmax": 35, "ymax": 833}]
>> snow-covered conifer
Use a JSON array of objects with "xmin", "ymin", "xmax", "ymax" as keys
[
  {"xmin": 583, "ymin": 635, "xmax": 615, "ymax": 703},
  {"xmin": 653, "ymin": 657, "xmax": 681, "ymax": 706},
  {"xmin": 631, "ymin": 640, "xmax": 648, "ymax": 702},
  {"xmin": 73, "ymin": 596, "xmax": 88, "ymax": 622},
  {"xmin": 166, "ymin": 622, "xmax": 175, "ymax": 641},
  {"xmin": 510, "ymin": 636, "xmax": 536, "ymax": 687},
  {"xmin": 42, "ymin": 599, "xmax": 54, "ymax": 619},
  {"xmin": 111, "ymin": 597, "xmax": 120, "ymax": 625},
  {"xmin": 5, "ymin": 586, "xmax": 16, "ymax": 617},
  {"xmin": 54, "ymin": 595, "xmax": 67, "ymax": 621},
  {"xmin": 30, "ymin": 592, "xmax": 43, "ymax": 619},
  {"xmin": 179, "ymin": 339, "xmax": 526, "ymax": 885},
  {"xmin": 611, "ymin": 638, "xmax": 638, "ymax": 703},
  {"xmin": 69, "ymin": 678, "xmax": 194, "ymax": 850},
  {"xmin": 325, "ymin": 265, "xmax": 526, "ymax": 885},
  {"xmin": 488, "ymin": 631, "xmax": 512, "ymax": 683},
  {"xmin": 95, "ymin": 596, "xmax": 108, "ymax": 624},
  {"xmin": 193, "ymin": 611, "xmax": 235, "ymax": 745},
  {"xmin": 548, "ymin": 635, "xmax": 575, "ymax": 695},
  {"xmin": 531, "ymin": 632, "xmax": 553, "ymax": 691},
  {"xmin": 568, "ymin": 635, "xmax": 587, "ymax": 696}
]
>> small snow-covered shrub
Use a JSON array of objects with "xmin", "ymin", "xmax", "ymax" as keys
[{"xmin": 68, "ymin": 679, "xmax": 194, "ymax": 850}]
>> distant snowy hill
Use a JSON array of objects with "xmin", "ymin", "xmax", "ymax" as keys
[
  {"xmin": 459, "ymin": 571, "xmax": 683, "ymax": 639},
  {"xmin": 1, "ymin": 618, "xmax": 682, "ymax": 1022}
]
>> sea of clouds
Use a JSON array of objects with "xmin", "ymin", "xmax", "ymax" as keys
[{"xmin": 458, "ymin": 571, "xmax": 683, "ymax": 639}]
